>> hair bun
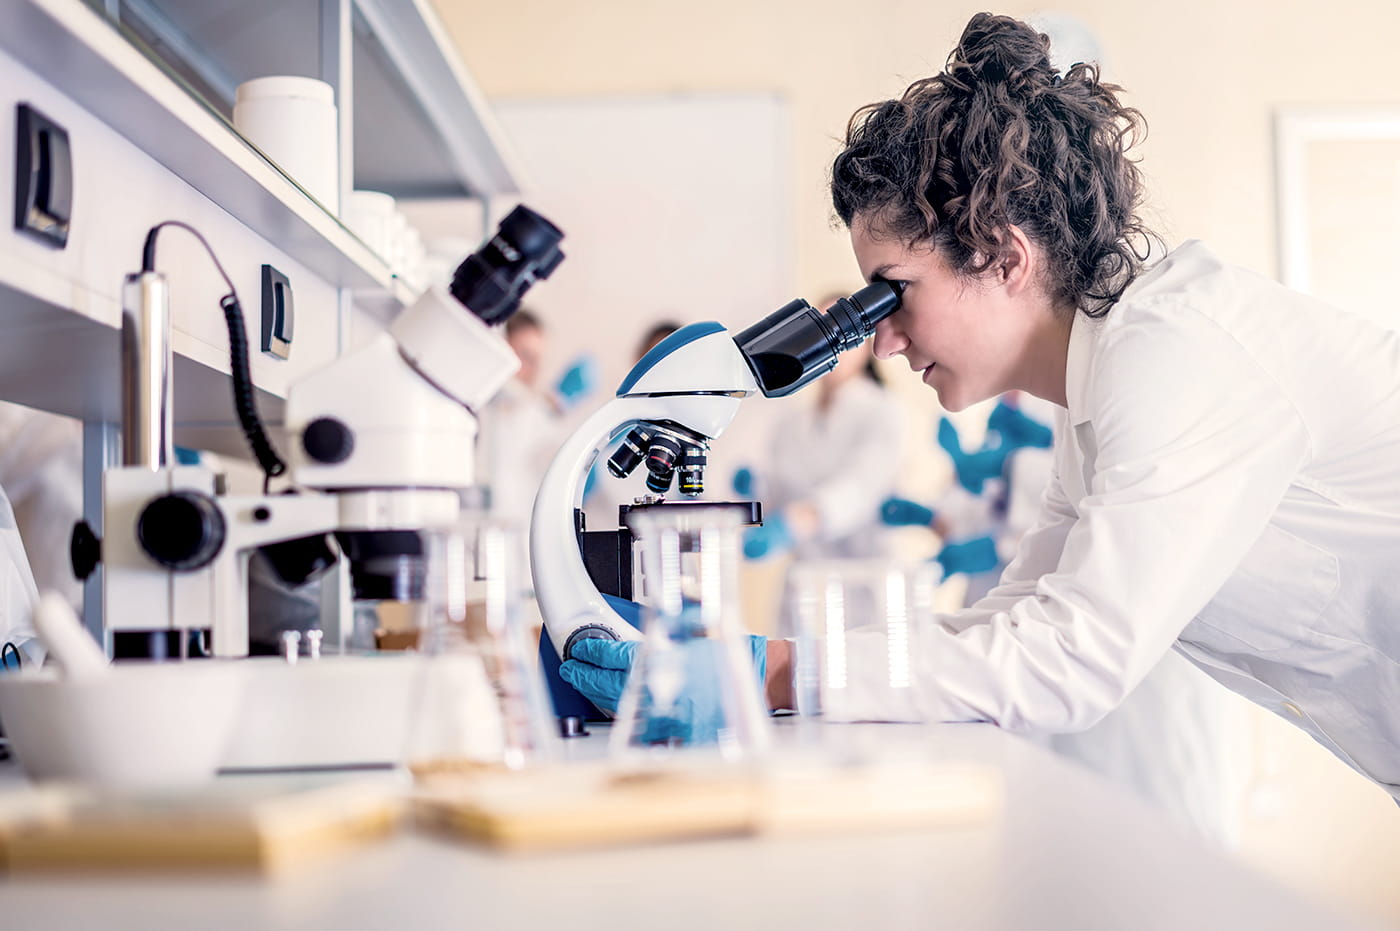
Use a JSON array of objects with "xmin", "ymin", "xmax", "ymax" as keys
[{"xmin": 952, "ymin": 12, "xmax": 1053, "ymax": 92}]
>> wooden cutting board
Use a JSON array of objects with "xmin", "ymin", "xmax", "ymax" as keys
[
  {"xmin": 0, "ymin": 778, "xmax": 402, "ymax": 873},
  {"xmin": 415, "ymin": 757, "xmax": 1001, "ymax": 852}
]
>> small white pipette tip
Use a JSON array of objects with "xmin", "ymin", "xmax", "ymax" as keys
[{"xmin": 31, "ymin": 591, "xmax": 109, "ymax": 680}]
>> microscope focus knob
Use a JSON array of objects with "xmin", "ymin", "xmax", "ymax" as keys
[
  {"xmin": 302, "ymin": 417, "xmax": 355, "ymax": 464},
  {"xmin": 137, "ymin": 491, "xmax": 226, "ymax": 571}
]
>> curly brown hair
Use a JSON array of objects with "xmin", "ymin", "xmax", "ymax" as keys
[{"xmin": 831, "ymin": 13, "xmax": 1158, "ymax": 317}]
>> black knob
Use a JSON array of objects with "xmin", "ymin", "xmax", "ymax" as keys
[
  {"xmin": 70, "ymin": 520, "xmax": 101, "ymax": 581},
  {"xmin": 302, "ymin": 417, "xmax": 354, "ymax": 464},
  {"xmin": 137, "ymin": 492, "xmax": 226, "ymax": 571}
]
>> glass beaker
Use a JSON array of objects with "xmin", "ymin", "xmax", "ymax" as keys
[
  {"xmin": 783, "ymin": 560, "xmax": 939, "ymax": 725},
  {"xmin": 609, "ymin": 504, "xmax": 771, "ymax": 764},
  {"xmin": 404, "ymin": 517, "xmax": 557, "ymax": 776}
]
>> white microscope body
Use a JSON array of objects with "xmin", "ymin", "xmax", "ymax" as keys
[
  {"xmin": 91, "ymin": 206, "xmax": 563, "ymax": 660},
  {"xmin": 531, "ymin": 323, "xmax": 760, "ymax": 661},
  {"xmin": 530, "ymin": 280, "xmax": 904, "ymax": 679}
]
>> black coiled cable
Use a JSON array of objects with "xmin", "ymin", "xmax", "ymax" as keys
[{"xmin": 141, "ymin": 221, "xmax": 287, "ymax": 487}]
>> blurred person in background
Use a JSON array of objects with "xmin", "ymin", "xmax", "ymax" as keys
[
  {"xmin": 735, "ymin": 295, "xmax": 903, "ymax": 565},
  {"xmin": 0, "ymin": 402, "xmax": 82, "ymax": 666},
  {"xmin": 477, "ymin": 309, "xmax": 595, "ymax": 533}
]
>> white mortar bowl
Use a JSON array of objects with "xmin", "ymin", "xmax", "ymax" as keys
[{"xmin": 0, "ymin": 662, "xmax": 247, "ymax": 789}]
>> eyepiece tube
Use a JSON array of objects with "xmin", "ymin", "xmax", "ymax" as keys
[{"xmin": 733, "ymin": 279, "xmax": 902, "ymax": 398}]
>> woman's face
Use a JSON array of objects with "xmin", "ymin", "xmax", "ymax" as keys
[{"xmin": 851, "ymin": 217, "xmax": 1037, "ymax": 412}]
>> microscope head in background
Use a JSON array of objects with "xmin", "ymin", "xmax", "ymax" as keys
[
  {"xmin": 449, "ymin": 205, "xmax": 565, "ymax": 325},
  {"xmin": 283, "ymin": 206, "xmax": 568, "ymax": 605}
]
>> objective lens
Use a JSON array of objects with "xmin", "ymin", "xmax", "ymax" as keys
[
  {"xmin": 607, "ymin": 427, "xmax": 651, "ymax": 478},
  {"xmin": 645, "ymin": 433, "xmax": 683, "ymax": 494},
  {"xmin": 677, "ymin": 446, "xmax": 707, "ymax": 496}
]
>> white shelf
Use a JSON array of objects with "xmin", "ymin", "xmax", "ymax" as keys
[{"xmin": 0, "ymin": 0, "xmax": 394, "ymax": 299}]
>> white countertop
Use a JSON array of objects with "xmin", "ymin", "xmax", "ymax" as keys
[{"xmin": 0, "ymin": 721, "xmax": 1381, "ymax": 931}]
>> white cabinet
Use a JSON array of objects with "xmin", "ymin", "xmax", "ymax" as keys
[{"xmin": 0, "ymin": 0, "xmax": 521, "ymax": 437}]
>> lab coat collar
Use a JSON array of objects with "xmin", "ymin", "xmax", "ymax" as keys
[{"xmin": 1064, "ymin": 311, "xmax": 1097, "ymax": 426}]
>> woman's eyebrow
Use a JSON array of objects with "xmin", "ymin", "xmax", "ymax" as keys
[{"xmin": 868, "ymin": 263, "xmax": 898, "ymax": 283}]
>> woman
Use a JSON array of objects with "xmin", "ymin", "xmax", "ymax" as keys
[
  {"xmin": 824, "ymin": 13, "xmax": 1399, "ymax": 795},
  {"xmin": 561, "ymin": 12, "xmax": 1399, "ymax": 802}
]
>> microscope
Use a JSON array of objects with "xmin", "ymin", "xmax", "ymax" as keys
[
  {"xmin": 530, "ymin": 279, "xmax": 903, "ymax": 717},
  {"xmin": 76, "ymin": 205, "xmax": 565, "ymax": 660}
]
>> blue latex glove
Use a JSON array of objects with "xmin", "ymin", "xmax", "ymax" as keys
[
  {"xmin": 732, "ymin": 467, "xmax": 756, "ymax": 499},
  {"xmin": 987, "ymin": 400, "xmax": 1053, "ymax": 450},
  {"xmin": 559, "ymin": 634, "xmax": 768, "ymax": 743},
  {"xmin": 742, "ymin": 512, "xmax": 792, "ymax": 560},
  {"xmin": 937, "ymin": 418, "xmax": 1008, "ymax": 494},
  {"xmin": 935, "ymin": 535, "xmax": 1001, "ymax": 576},
  {"xmin": 554, "ymin": 355, "xmax": 598, "ymax": 408},
  {"xmin": 880, "ymin": 496, "xmax": 936, "ymax": 527}
]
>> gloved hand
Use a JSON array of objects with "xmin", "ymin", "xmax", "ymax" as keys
[
  {"xmin": 742, "ymin": 512, "xmax": 792, "ymax": 560},
  {"xmin": 554, "ymin": 355, "xmax": 598, "ymax": 408},
  {"xmin": 937, "ymin": 418, "xmax": 1009, "ymax": 494},
  {"xmin": 559, "ymin": 634, "xmax": 768, "ymax": 742},
  {"xmin": 732, "ymin": 467, "xmax": 756, "ymax": 498},
  {"xmin": 935, "ymin": 535, "xmax": 1000, "ymax": 576},
  {"xmin": 880, "ymin": 496, "xmax": 936, "ymax": 527},
  {"xmin": 987, "ymin": 400, "xmax": 1053, "ymax": 450}
]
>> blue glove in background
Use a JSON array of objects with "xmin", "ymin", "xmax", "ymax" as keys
[
  {"xmin": 742, "ymin": 512, "xmax": 792, "ymax": 560},
  {"xmin": 880, "ymin": 496, "xmax": 936, "ymax": 527},
  {"xmin": 987, "ymin": 400, "xmax": 1053, "ymax": 450},
  {"xmin": 935, "ymin": 535, "xmax": 1000, "ymax": 576},
  {"xmin": 732, "ymin": 467, "xmax": 756, "ymax": 498},
  {"xmin": 937, "ymin": 418, "xmax": 1009, "ymax": 494},
  {"xmin": 554, "ymin": 355, "xmax": 598, "ymax": 407},
  {"xmin": 559, "ymin": 634, "xmax": 768, "ymax": 743}
]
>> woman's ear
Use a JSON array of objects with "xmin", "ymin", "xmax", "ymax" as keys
[{"xmin": 1000, "ymin": 225, "xmax": 1035, "ymax": 297}]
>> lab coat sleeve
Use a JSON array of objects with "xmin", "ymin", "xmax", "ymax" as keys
[
  {"xmin": 940, "ymin": 442, "xmax": 1079, "ymax": 633},
  {"xmin": 874, "ymin": 303, "xmax": 1309, "ymax": 731},
  {"xmin": 805, "ymin": 397, "xmax": 904, "ymax": 541}
]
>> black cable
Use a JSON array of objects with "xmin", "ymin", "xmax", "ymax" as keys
[{"xmin": 142, "ymin": 221, "xmax": 287, "ymax": 481}]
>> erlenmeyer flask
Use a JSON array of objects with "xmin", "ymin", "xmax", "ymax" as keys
[
  {"xmin": 784, "ymin": 559, "xmax": 939, "ymax": 725},
  {"xmin": 405, "ymin": 518, "xmax": 557, "ymax": 776},
  {"xmin": 609, "ymin": 505, "xmax": 771, "ymax": 764}
]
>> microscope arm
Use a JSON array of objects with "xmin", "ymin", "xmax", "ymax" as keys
[{"xmin": 531, "ymin": 392, "xmax": 745, "ymax": 660}]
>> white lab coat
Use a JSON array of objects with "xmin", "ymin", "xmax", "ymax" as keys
[
  {"xmin": 477, "ymin": 378, "xmax": 564, "ymax": 537},
  {"xmin": 0, "ymin": 481, "xmax": 41, "ymax": 666},
  {"xmin": 0, "ymin": 403, "xmax": 82, "ymax": 614},
  {"xmin": 844, "ymin": 241, "xmax": 1400, "ymax": 800},
  {"xmin": 763, "ymin": 376, "xmax": 903, "ymax": 559}
]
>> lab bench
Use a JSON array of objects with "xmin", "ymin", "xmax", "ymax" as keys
[{"xmin": 0, "ymin": 721, "xmax": 1381, "ymax": 931}]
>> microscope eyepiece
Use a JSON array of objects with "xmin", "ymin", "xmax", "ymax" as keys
[
  {"xmin": 449, "ymin": 205, "xmax": 565, "ymax": 325},
  {"xmin": 734, "ymin": 279, "xmax": 903, "ymax": 398}
]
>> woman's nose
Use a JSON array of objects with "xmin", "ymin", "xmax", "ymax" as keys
[{"xmin": 872, "ymin": 317, "xmax": 907, "ymax": 360}]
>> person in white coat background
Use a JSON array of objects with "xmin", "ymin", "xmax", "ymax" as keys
[
  {"xmin": 817, "ymin": 12, "xmax": 1400, "ymax": 800},
  {"xmin": 0, "ymin": 402, "xmax": 81, "ymax": 667}
]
